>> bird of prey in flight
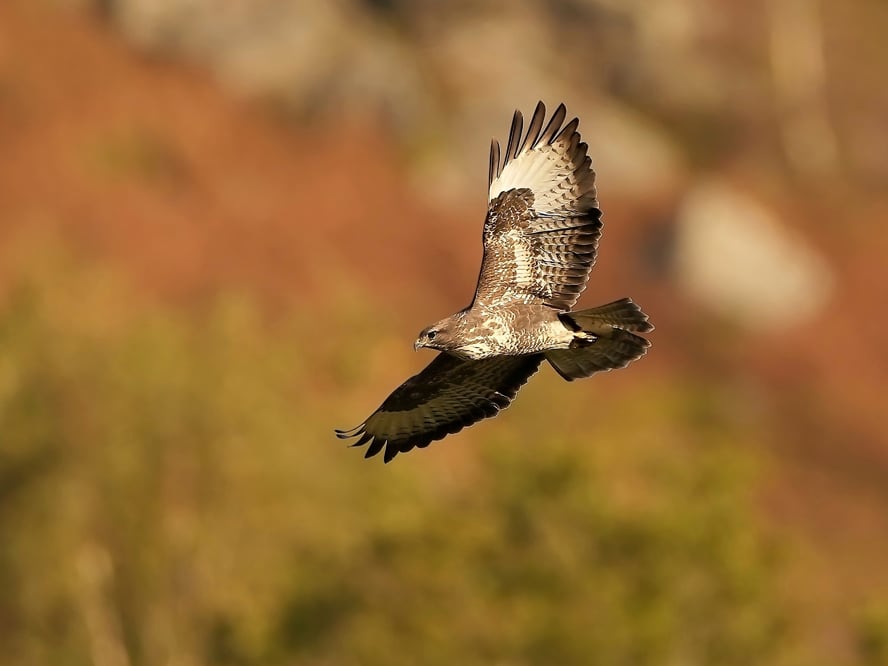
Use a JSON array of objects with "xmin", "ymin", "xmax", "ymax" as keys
[{"xmin": 336, "ymin": 102, "xmax": 653, "ymax": 462}]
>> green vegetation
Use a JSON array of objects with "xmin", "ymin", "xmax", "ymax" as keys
[
  {"xmin": 0, "ymin": 256, "xmax": 805, "ymax": 665},
  {"xmin": 857, "ymin": 601, "xmax": 888, "ymax": 666}
]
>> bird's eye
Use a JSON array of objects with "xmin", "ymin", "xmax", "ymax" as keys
[{"xmin": 427, "ymin": 330, "xmax": 437, "ymax": 340}]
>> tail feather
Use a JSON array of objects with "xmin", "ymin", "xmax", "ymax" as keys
[
  {"xmin": 546, "ymin": 298, "xmax": 653, "ymax": 381},
  {"xmin": 545, "ymin": 330, "xmax": 650, "ymax": 381},
  {"xmin": 559, "ymin": 297, "xmax": 654, "ymax": 334}
]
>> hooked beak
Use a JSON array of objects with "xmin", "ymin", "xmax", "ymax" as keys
[{"xmin": 414, "ymin": 339, "xmax": 424, "ymax": 352}]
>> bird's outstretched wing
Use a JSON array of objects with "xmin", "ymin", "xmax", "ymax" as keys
[
  {"xmin": 475, "ymin": 101, "xmax": 602, "ymax": 311},
  {"xmin": 335, "ymin": 353, "xmax": 543, "ymax": 462}
]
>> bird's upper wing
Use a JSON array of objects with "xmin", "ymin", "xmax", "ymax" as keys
[
  {"xmin": 474, "ymin": 102, "xmax": 602, "ymax": 311},
  {"xmin": 335, "ymin": 352, "xmax": 543, "ymax": 462}
]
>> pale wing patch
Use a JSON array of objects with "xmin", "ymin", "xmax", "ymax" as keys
[
  {"xmin": 504, "ymin": 229, "xmax": 547, "ymax": 299},
  {"xmin": 488, "ymin": 102, "xmax": 598, "ymax": 215}
]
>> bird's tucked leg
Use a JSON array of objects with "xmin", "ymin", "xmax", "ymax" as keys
[{"xmin": 569, "ymin": 331, "xmax": 598, "ymax": 347}]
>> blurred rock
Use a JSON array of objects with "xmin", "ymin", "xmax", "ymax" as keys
[
  {"xmin": 104, "ymin": 0, "xmax": 432, "ymax": 129},
  {"xmin": 92, "ymin": 0, "xmax": 693, "ymax": 212},
  {"xmin": 583, "ymin": 101, "xmax": 685, "ymax": 197},
  {"xmin": 92, "ymin": 0, "xmax": 885, "ymax": 202},
  {"xmin": 674, "ymin": 180, "xmax": 833, "ymax": 331}
]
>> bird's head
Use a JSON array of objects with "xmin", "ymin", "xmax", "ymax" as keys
[{"xmin": 415, "ymin": 319, "xmax": 458, "ymax": 352}]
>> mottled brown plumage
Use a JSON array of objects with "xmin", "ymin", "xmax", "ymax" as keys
[{"xmin": 336, "ymin": 102, "xmax": 653, "ymax": 462}]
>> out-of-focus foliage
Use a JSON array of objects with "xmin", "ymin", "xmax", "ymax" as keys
[
  {"xmin": 857, "ymin": 601, "xmax": 888, "ymax": 666},
  {"xmin": 0, "ymin": 253, "xmax": 800, "ymax": 665}
]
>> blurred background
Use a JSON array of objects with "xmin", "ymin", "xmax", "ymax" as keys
[{"xmin": 1, "ymin": 0, "xmax": 887, "ymax": 664}]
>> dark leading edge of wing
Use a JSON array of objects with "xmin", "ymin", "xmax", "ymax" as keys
[{"xmin": 335, "ymin": 353, "xmax": 543, "ymax": 463}]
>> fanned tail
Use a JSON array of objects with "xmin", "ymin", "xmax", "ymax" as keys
[
  {"xmin": 560, "ymin": 297, "xmax": 653, "ymax": 334},
  {"xmin": 545, "ymin": 298, "xmax": 653, "ymax": 381}
]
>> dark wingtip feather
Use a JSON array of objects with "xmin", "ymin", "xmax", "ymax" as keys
[
  {"xmin": 519, "ymin": 101, "xmax": 547, "ymax": 154},
  {"xmin": 488, "ymin": 139, "xmax": 500, "ymax": 187},
  {"xmin": 538, "ymin": 103, "xmax": 567, "ymax": 146},
  {"xmin": 504, "ymin": 109, "xmax": 524, "ymax": 166},
  {"xmin": 364, "ymin": 436, "xmax": 386, "ymax": 459},
  {"xmin": 351, "ymin": 432, "xmax": 373, "ymax": 448},
  {"xmin": 556, "ymin": 117, "xmax": 580, "ymax": 144},
  {"xmin": 491, "ymin": 102, "xmax": 580, "ymax": 183},
  {"xmin": 383, "ymin": 444, "xmax": 399, "ymax": 463},
  {"xmin": 334, "ymin": 424, "xmax": 363, "ymax": 439}
]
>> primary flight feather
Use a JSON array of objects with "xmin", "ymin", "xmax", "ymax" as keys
[{"xmin": 336, "ymin": 102, "xmax": 653, "ymax": 462}]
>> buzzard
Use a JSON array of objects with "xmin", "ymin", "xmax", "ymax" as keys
[{"xmin": 336, "ymin": 102, "xmax": 653, "ymax": 462}]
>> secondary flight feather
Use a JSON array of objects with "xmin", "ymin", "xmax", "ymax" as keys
[{"xmin": 336, "ymin": 102, "xmax": 653, "ymax": 462}]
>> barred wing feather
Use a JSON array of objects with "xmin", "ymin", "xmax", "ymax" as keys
[
  {"xmin": 476, "ymin": 102, "xmax": 602, "ymax": 310},
  {"xmin": 335, "ymin": 353, "xmax": 543, "ymax": 462}
]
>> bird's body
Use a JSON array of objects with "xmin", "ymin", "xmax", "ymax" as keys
[
  {"xmin": 337, "ymin": 102, "xmax": 653, "ymax": 462},
  {"xmin": 422, "ymin": 304, "xmax": 574, "ymax": 360}
]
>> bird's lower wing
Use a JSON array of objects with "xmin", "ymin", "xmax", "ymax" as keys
[{"xmin": 335, "ymin": 353, "xmax": 543, "ymax": 462}]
